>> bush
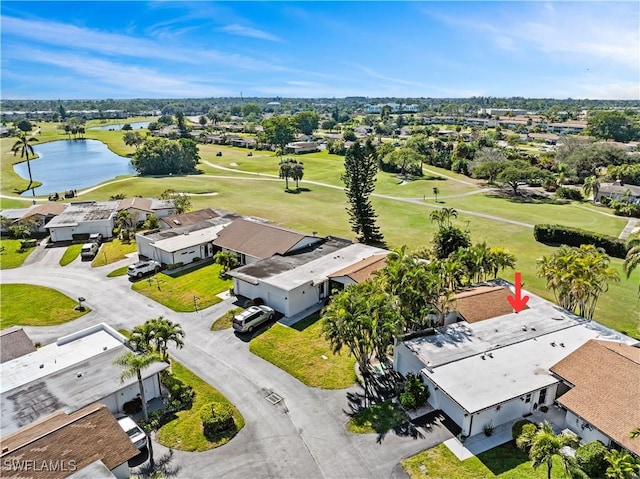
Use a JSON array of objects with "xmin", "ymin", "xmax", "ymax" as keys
[
  {"xmin": 161, "ymin": 370, "xmax": 194, "ymax": 412},
  {"xmin": 575, "ymin": 441, "xmax": 608, "ymax": 478},
  {"xmin": 512, "ymin": 419, "xmax": 535, "ymax": 441},
  {"xmin": 200, "ymin": 402, "xmax": 236, "ymax": 438},
  {"xmin": 123, "ymin": 397, "xmax": 142, "ymax": 415},
  {"xmin": 556, "ymin": 187, "xmax": 584, "ymax": 201},
  {"xmin": 483, "ymin": 422, "xmax": 495, "ymax": 436},
  {"xmin": 534, "ymin": 224, "xmax": 628, "ymax": 259},
  {"xmin": 399, "ymin": 372, "xmax": 430, "ymax": 410}
]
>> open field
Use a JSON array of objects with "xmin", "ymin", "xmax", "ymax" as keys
[
  {"xmin": 1, "ymin": 127, "xmax": 637, "ymax": 336},
  {"xmin": 0, "ymin": 283, "xmax": 90, "ymax": 329}
]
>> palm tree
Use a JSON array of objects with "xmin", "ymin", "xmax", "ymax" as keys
[
  {"xmin": 604, "ymin": 449, "xmax": 640, "ymax": 479},
  {"xmin": 432, "ymin": 186, "xmax": 439, "ymax": 203},
  {"xmin": 517, "ymin": 421, "xmax": 579, "ymax": 479},
  {"xmin": 150, "ymin": 317, "xmax": 185, "ymax": 361},
  {"xmin": 624, "ymin": 238, "xmax": 640, "ymax": 281},
  {"xmin": 290, "ymin": 160, "xmax": 304, "ymax": 190},
  {"xmin": 214, "ymin": 250, "xmax": 239, "ymax": 274},
  {"xmin": 279, "ymin": 159, "xmax": 292, "ymax": 190},
  {"xmin": 488, "ymin": 246, "xmax": 517, "ymax": 279},
  {"xmin": 11, "ymin": 133, "xmax": 39, "ymax": 202},
  {"xmin": 429, "ymin": 207, "xmax": 457, "ymax": 229},
  {"xmin": 113, "ymin": 351, "xmax": 164, "ymax": 421},
  {"xmin": 583, "ymin": 175, "xmax": 601, "ymax": 202}
]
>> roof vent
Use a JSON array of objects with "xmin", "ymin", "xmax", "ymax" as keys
[
  {"xmin": 77, "ymin": 372, "xmax": 83, "ymax": 378},
  {"xmin": 560, "ymin": 343, "xmax": 565, "ymax": 348},
  {"xmin": 487, "ymin": 352, "xmax": 493, "ymax": 358},
  {"xmin": 481, "ymin": 355, "xmax": 486, "ymax": 360},
  {"xmin": 173, "ymin": 220, "xmax": 181, "ymax": 225},
  {"xmin": 551, "ymin": 342, "xmax": 556, "ymax": 347},
  {"xmin": 531, "ymin": 326, "xmax": 536, "ymax": 331},
  {"xmin": 2, "ymin": 447, "xmax": 8, "ymax": 453},
  {"xmin": 522, "ymin": 326, "xmax": 527, "ymax": 331},
  {"xmin": 103, "ymin": 346, "xmax": 108, "ymax": 351},
  {"xmin": 39, "ymin": 364, "xmax": 44, "ymax": 369}
]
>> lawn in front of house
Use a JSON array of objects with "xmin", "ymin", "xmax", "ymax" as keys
[
  {"xmin": 131, "ymin": 262, "xmax": 231, "ymax": 312},
  {"xmin": 156, "ymin": 361, "xmax": 244, "ymax": 452},
  {"xmin": 91, "ymin": 238, "xmax": 137, "ymax": 267},
  {"xmin": 249, "ymin": 313, "xmax": 356, "ymax": 389},
  {"xmin": 60, "ymin": 243, "xmax": 83, "ymax": 266},
  {"xmin": 107, "ymin": 265, "xmax": 129, "ymax": 277},
  {"xmin": 0, "ymin": 283, "xmax": 90, "ymax": 329},
  {"xmin": 210, "ymin": 307, "xmax": 242, "ymax": 331},
  {"xmin": 402, "ymin": 442, "xmax": 569, "ymax": 479},
  {"xmin": 347, "ymin": 400, "xmax": 409, "ymax": 434},
  {"xmin": 0, "ymin": 238, "xmax": 36, "ymax": 269}
]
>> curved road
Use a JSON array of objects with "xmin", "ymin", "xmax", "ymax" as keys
[{"xmin": 1, "ymin": 251, "xmax": 452, "ymax": 478}]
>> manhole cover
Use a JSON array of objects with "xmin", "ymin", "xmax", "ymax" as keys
[{"xmin": 265, "ymin": 393, "xmax": 283, "ymax": 405}]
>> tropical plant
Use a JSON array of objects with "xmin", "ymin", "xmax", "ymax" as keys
[
  {"xmin": 516, "ymin": 421, "xmax": 580, "ymax": 479},
  {"xmin": 537, "ymin": 244, "xmax": 619, "ymax": 319},
  {"xmin": 432, "ymin": 187, "xmax": 439, "ymax": 203},
  {"xmin": 583, "ymin": 175, "xmax": 601, "ymax": 201},
  {"xmin": 113, "ymin": 350, "xmax": 164, "ymax": 421},
  {"xmin": 575, "ymin": 441, "xmax": 608, "ymax": 478},
  {"xmin": 11, "ymin": 132, "xmax": 39, "ymax": 200},
  {"xmin": 290, "ymin": 160, "xmax": 304, "ymax": 189},
  {"xmin": 432, "ymin": 225, "xmax": 471, "ymax": 260},
  {"xmin": 129, "ymin": 317, "xmax": 185, "ymax": 361},
  {"xmin": 623, "ymin": 238, "xmax": 640, "ymax": 296},
  {"xmin": 213, "ymin": 250, "xmax": 239, "ymax": 274},
  {"xmin": 160, "ymin": 189, "xmax": 191, "ymax": 214},
  {"xmin": 604, "ymin": 449, "xmax": 640, "ymax": 479},
  {"xmin": 278, "ymin": 159, "xmax": 293, "ymax": 190},
  {"xmin": 429, "ymin": 208, "xmax": 457, "ymax": 229}
]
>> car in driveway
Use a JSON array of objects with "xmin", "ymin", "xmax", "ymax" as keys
[
  {"xmin": 80, "ymin": 242, "xmax": 99, "ymax": 260},
  {"xmin": 232, "ymin": 305, "xmax": 275, "ymax": 333},
  {"xmin": 115, "ymin": 414, "xmax": 147, "ymax": 450},
  {"xmin": 127, "ymin": 260, "xmax": 161, "ymax": 279}
]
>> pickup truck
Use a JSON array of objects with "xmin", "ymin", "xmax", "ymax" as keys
[{"xmin": 127, "ymin": 260, "xmax": 161, "ymax": 278}]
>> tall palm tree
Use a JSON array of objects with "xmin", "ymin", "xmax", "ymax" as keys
[
  {"xmin": 624, "ymin": 238, "xmax": 640, "ymax": 280},
  {"xmin": 113, "ymin": 351, "xmax": 164, "ymax": 421},
  {"xmin": 278, "ymin": 159, "xmax": 292, "ymax": 190},
  {"xmin": 604, "ymin": 449, "xmax": 640, "ymax": 479},
  {"xmin": 517, "ymin": 421, "xmax": 579, "ymax": 479},
  {"xmin": 583, "ymin": 175, "xmax": 601, "ymax": 202},
  {"xmin": 11, "ymin": 133, "xmax": 39, "ymax": 202},
  {"xmin": 150, "ymin": 317, "xmax": 185, "ymax": 361},
  {"xmin": 290, "ymin": 160, "xmax": 304, "ymax": 190},
  {"xmin": 432, "ymin": 187, "xmax": 439, "ymax": 203}
]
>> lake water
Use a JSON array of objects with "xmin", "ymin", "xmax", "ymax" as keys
[
  {"xmin": 89, "ymin": 121, "xmax": 150, "ymax": 131},
  {"xmin": 14, "ymin": 139, "xmax": 136, "ymax": 196}
]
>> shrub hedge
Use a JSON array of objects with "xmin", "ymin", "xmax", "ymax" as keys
[
  {"xmin": 575, "ymin": 441, "xmax": 608, "ymax": 478},
  {"xmin": 200, "ymin": 402, "xmax": 235, "ymax": 439},
  {"xmin": 512, "ymin": 419, "xmax": 536, "ymax": 442},
  {"xmin": 555, "ymin": 187, "xmax": 584, "ymax": 201},
  {"xmin": 533, "ymin": 224, "xmax": 628, "ymax": 259}
]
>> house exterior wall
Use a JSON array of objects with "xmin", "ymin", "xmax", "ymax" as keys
[
  {"xmin": 101, "ymin": 374, "xmax": 162, "ymax": 415},
  {"xmin": 290, "ymin": 237, "xmax": 322, "ymax": 253},
  {"xmin": 393, "ymin": 342, "xmax": 428, "ymax": 376},
  {"xmin": 111, "ymin": 462, "xmax": 131, "ymax": 479},
  {"xmin": 233, "ymin": 279, "xmax": 321, "ymax": 317},
  {"xmin": 422, "ymin": 375, "xmax": 467, "ymax": 433},
  {"xmin": 564, "ymin": 410, "xmax": 612, "ymax": 446},
  {"xmin": 286, "ymin": 282, "xmax": 321, "ymax": 317},
  {"xmin": 135, "ymin": 234, "xmax": 156, "ymax": 260},
  {"xmin": 49, "ymin": 218, "xmax": 114, "ymax": 242}
]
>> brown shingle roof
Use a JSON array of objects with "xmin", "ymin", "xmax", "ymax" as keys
[
  {"xmin": 329, "ymin": 254, "xmax": 389, "ymax": 283},
  {"xmin": 550, "ymin": 340, "xmax": 640, "ymax": 455},
  {"xmin": 161, "ymin": 208, "xmax": 219, "ymax": 228},
  {"xmin": 117, "ymin": 197, "xmax": 153, "ymax": 212},
  {"xmin": 214, "ymin": 219, "xmax": 314, "ymax": 259},
  {"xmin": 21, "ymin": 202, "xmax": 67, "ymax": 219},
  {"xmin": 0, "ymin": 327, "xmax": 36, "ymax": 363},
  {"xmin": 452, "ymin": 286, "xmax": 518, "ymax": 323},
  {"xmin": 0, "ymin": 403, "xmax": 139, "ymax": 478}
]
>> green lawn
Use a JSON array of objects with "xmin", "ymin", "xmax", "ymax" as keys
[
  {"xmin": 0, "ymin": 283, "xmax": 90, "ymax": 329},
  {"xmin": 249, "ymin": 313, "xmax": 356, "ymax": 389},
  {"xmin": 91, "ymin": 238, "xmax": 137, "ymax": 267},
  {"xmin": 107, "ymin": 265, "xmax": 129, "ymax": 277},
  {"xmin": 60, "ymin": 244, "xmax": 82, "ymax": 266},
  {"xmin": 0, "ymin": 238, "xmax": 36, "ymax": 269},
  {"xmin": 156, "ymin": 361, "xmax": 244, "ymax": 452},
  {"xmin": 210, "ymin": 307, "xmax": 242, "ymax": 331},
  {"xmin": 347, "ymin": 400, "xmax": 409, "ymax": 434},
  {"xmin": 402, "ymin": 442, "xmax": 569, "ymax": 479},
  {"xmin": 131, "ymin": 262, "xmax": 231, "ymax": 312}
]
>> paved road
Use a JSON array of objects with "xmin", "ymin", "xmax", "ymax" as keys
[{"xmin": 1, "ymin": 247, "xmax": 452, "ymax": 478}]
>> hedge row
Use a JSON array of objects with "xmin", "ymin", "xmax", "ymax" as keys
[{"xmin": 533, "ymin": 224, "xmax": 628, "ymax": 259}]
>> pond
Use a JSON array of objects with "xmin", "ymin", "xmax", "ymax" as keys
[
  {"xmin": 14, "ymin": 139, "xmax": 136, "ymax": 196},
  {"xmin": 89, "ymin": 121, "xmax": 150, "ymax": 131}
]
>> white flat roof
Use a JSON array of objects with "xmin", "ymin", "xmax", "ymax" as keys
[
  {"xmin": 153, "ymin": 224, "xmax": 225, "ymax": 253},
  {"xmin": 264, "ymin": 243, "xmax": 387, "ymax": 290}
]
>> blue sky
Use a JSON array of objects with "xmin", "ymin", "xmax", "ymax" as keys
[{"xmin": 1, "ymin": 1, "xmax": 638, "ymax": 100}]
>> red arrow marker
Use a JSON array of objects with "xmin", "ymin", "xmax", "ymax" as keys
[{"xmin": 507, "ymin": 272, "xmax": 530, "ymax": 313}]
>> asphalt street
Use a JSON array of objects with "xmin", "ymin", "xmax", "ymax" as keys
[{"xmin": 1, "ymin": 244, "xmax": 453, "ymax": 478}]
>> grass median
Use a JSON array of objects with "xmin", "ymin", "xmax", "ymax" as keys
[
  {"xmin": 249, "ymin": 313, "xmax": 356, "ymax": 389},
  {"xmin": 91, "ymin": 239, "xmax": 137, "ymax": 267},
  {"xmin": 0, "ymin": 238, "xmax": 36, "ymax": 269}
]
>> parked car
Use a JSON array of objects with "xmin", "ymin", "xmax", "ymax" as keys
[
  {"xmin": 232, "ymin": 305, "xmax": 275, "ymax": 333},
  {"xmin": 115, "ymin": 414, "xmax": 147, "ymax": 450},
  {"xmin": 80, "ymin": 242, "xmax": 99, "ymax": 260},
  {"xmin": 89, "ymin": 233, "xmax": 103, "ymax": 244},
  {"xmin": 127, "ymin": 260, "xmax": 161, "ymax": 279}
]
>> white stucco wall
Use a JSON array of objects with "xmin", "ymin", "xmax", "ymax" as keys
[
  {"xmin": 135, "ymin": 234, "xmax": 157, "ymax": 260},
  {"xmin": 111, "ymin": 462, "xmax": 131, "ymax": 479},
  {"xmin": 393, "ymin": 342, "xmax": 427, "ymax": 376},
  {"xmin": 564, "ymin": 410, "xmax": 611, "ymax": 446},
  {"xmin": 103, "ymin": 374, "xmax": 162, "ymax": 414},
  {"xmin": 49, "ymin": 218, "xmax": 114, "ymax": 242}
]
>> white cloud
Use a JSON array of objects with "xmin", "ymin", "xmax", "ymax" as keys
[{"xmin": 219, "ymin": 24, "xmax": 283, "ymax": 43}]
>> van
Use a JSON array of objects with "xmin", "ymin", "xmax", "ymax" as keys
[
  {"xmin": 232, "ymin": 305, "xmax": 275, "ymax": 333},
  {"xmin": 80, "ymin": 242, "xmax": 99, "ymax": 260}
]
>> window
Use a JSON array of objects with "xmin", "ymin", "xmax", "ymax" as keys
[
  {"xmin": 525, "ymin": 393, "xmax": 532, "ymax": 404},
  {"xmin": 539, "ymin": 388, "xmax": 547, "ymax": 405}
]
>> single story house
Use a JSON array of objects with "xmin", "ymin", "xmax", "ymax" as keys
[
  {"xmin": 135, "ymin": 220, "xmax": 230, "ymax": 266},
  {"xmin": 45, "ymin": 201, "xmax": 119, "ymax": 242},
  {"xmin": 0, "ymin": 327, "xmax": 36, "ymax": 363},
  {"xmin": 595, "ymin": 180, "xmax": 640, "ymax": 204},
  {"xmin": 160, "ymin": 208, "xmax": 221, "ymax": 229},
  {"xmin": 0, "ymin": 403, "xmax": 139, "ymax": 479},
  {"xmin": 116, "ymin": 197, "xmax": 175, "ymax": 224},
  {"xmin": 550, "ymin": 340, "xmax": 640, "ymax": 456},
  {"xmin": 0, "ymin": 323, "xmax": 169, "ymax": 436},
  {"xmin": 0, "ymin": 203, "xmax": 67, "ymax": 234},
  {"xmin": 229, "ymin": 240, "xmax": 388, "ymax": 318},
  {"xmin": 230, "ymin": 137, "xmax": 256, "ymax": 149},
  {"xmin": 393, "ymin": 280, "xmax": 636, "ymax": 440},
  {"xmin": 284, "ymin": 142, "xmax": 319, "ymax": 154},
  {"xmin": 327, "ymin": 253, "xmax": 388, "ymax": 287},
  {"xmin": 213, "ymin": 218, "xmax": 323, "ymax": 266}
]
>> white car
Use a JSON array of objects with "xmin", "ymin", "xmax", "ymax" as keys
[
  {"xmin": 80, "ymin": 242, "xmax": 99, "ymax": 260},
  {"xmin": 232, "ymin": 305, "xmax": 275, "ymax": 333},
  {"xmin": 127, "ymin": 260, "xmax": 161, "ymax": 278},
  {"xmin": 116, "ymin": 414, "xmax": 147, "ymax": 450}
]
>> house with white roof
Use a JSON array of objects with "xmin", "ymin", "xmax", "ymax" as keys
[
  {"xmin": 45, "ymin": 201, "xmax": 119, "ymax": 242},
  {"xmin": 393, "ymin": 280, "xmax": 637, "ymax": 440},
  {"xmin": 0, "ymin": 323, "xmax": 168, "ymax": 436},
  {"xmin": 228, "ymin": 239, "xmax": 387, "ymax": 317}
]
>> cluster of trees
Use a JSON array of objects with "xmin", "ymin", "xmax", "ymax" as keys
[
  {"xmin": 278, "ymin": 158, "xmax": 304, "ymax": 190},
  {"xmin": 131, "ymin": 137, "xmax": 200, "ymax": 175},
  {"xmin": 587, "ymin": 110, "xmax": 640, "ymax": 142}
]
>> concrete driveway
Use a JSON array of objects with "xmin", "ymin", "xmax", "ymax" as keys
[{"xmin": 1, "ymin": 248, "xmax": 453, "ymax": 478}]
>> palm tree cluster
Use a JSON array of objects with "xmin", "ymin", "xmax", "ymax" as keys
[
  {"xmin": 537, "ymin": 244, "xmax": 619, "ymax": 320},
  {"xmin": 278, "ymin": 158, "xmax": 304, "ymax": 190},
  {"xmin": 129, "ymin": 316, "xmax": 185, "ymax": 361},
  {"xmin": 516, "ymin": 421, "xmax": 580, "ymax": 479}
]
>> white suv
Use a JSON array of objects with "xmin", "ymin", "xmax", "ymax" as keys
[
  {"xmin": 80, "ymin": 242, "xmax": 99, "ymax": 260},
  {"xmin": 232, "ymin": 305, "xmax": 275, "ymax": 333},
  {"xmin": 127, "ymin": 260, "xmax": 161, "ymax": 278},
  {"xmin": 115, "ymin": 414, "xmax": 147, "ymax": 450}
]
